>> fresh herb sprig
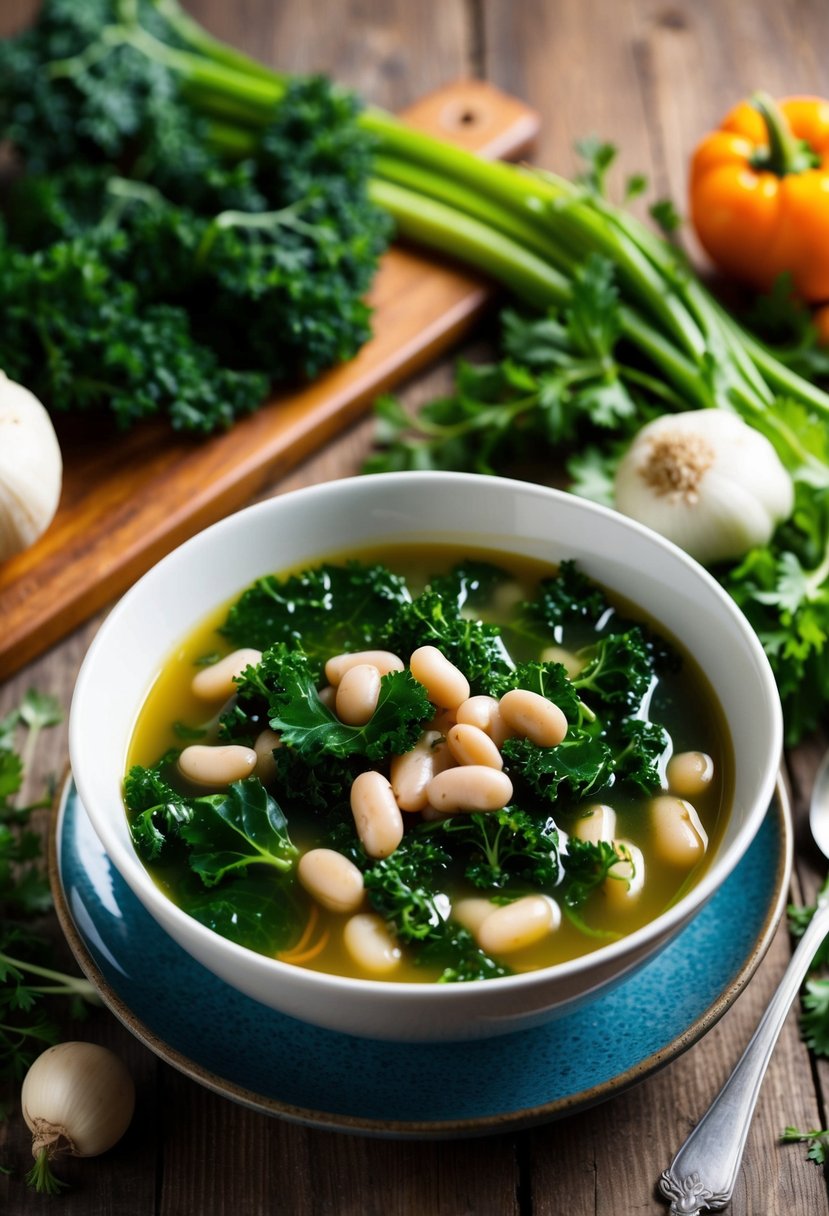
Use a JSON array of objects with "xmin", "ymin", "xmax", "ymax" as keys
[{"xmin": 0, "ymin": 692, "xmax": 97, "ymax": 1099}]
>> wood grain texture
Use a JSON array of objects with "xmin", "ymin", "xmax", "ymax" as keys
[{"xmin": 3, "ymin": 1, "xmax": 829, "ymax": 1214}]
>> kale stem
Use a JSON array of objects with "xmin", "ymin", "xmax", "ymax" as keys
[{"xmin": 149, "ymin": 0, "xmax": 281, "ymax": 83}]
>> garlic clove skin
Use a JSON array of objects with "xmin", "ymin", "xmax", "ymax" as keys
[
  {"xmin": 0, "ymin": 370, "xmax": 63, "ymax": 561},
  {"xmin": 613, "ymin": 410, "xmax": 794, "ymax": 565}
]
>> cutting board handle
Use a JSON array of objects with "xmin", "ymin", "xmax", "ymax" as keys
[{"xmin": 399, "ymin": 79, "xmax": 540, "ymax": 160}]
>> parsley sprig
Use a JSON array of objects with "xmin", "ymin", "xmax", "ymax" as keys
[{"xmin": 0, "ymin": 691, "xmax": 97, "ymax": 1100}]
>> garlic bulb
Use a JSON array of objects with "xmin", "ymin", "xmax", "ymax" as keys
[
  {"xmin": 0, "ymin": 370, "xmax": 63, "ymax": 560},
  {"xmin": 613, "ymin": 410, "xmax": 794, "ymax": 564}
]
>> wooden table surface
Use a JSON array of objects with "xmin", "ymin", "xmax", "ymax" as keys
[{"xmin": 2, "ymin": 1, "xmax": 829, "ymax": 1213}]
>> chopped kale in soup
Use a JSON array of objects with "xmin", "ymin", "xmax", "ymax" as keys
[{"xmin": 124, "ymin": 545, "xmax": 731, "ymax": 984}]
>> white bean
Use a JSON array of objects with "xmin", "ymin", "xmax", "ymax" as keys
[
  {"xmin": 446, "ymin": 723, "xmax": 503, "ymax": 770},
  {"xmin": 426, "ymin": 765, "xmax": 513, "ymax": 813},
  {"xmin": 427, "ymin": 707, "xmax": 458, "ymax": 736},
  {"xmin": 390, "ymin": 730, "xmax": 450, "ymax": 812},
  {"xmin": 570, "ymin": 803, "xmax": 617, "ymax": 844},
  {"xmin": 318, "ymin": 684, "xmax": 337, "ymax": 710},
  {"xmin": 666, "ymin": 751, "xmax": 715, "ymax": 800},
  {"xmin": 350, "ymin": 770, "xmax": 405, "ymax": 858},
  {"xmin": 178, "ymin": 743, "xmax": 257, "ymax": 787},
  {"xmin": 650, "ymin": 795, "xmax": 709, "ymax": 867},
  {"xmin": 191, "ymin": 648, "xmax": 262, "ymax": 702},
  {"xmin": 452, "ymin": 896, "xmax": 496, "ymax": 935},
  {"xmin": 499, "ymin": 688, "xmax": 568, "ymax": 747},
  {"xmin": 325, "ymin": 649, "xmax": 404, "ymax": 686},
  {"xmin": 343, "ymin": 913, "xmax": 401, "ymax": 975},
  {"xmin": 297, "ymin": 848, "xmax": 365, "ymax": 914},
  {"xmin": 477, "ymin": 894, "xmax": 559, "ymax": 955},
  {"xmin": 540, "ymin": 644, "xmax": 584, "ymax": 678},
  {"xmin": 456, "ymin": 695, "xmax": 513, "ymax": 747},
  {"xmin": 602, "ymin": 840, "xmax": 645, "ymax": 909},
  {"xmin": 335, "ymin": 663, "xmax": 382, "ymax": 726},
  {"xmin": 253, "ymin": 728, "xmax": 281, "ymax": 783},
  {"xmin": 410, "ymin": 645, "xmax": 470, "ymax": 710}
]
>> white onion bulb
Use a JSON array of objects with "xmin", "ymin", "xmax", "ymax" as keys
[{"xmin": 22, "ymin": 1042, "xmax": 135, "ymax": 1194}]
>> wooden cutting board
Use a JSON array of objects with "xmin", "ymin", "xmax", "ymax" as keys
[{"xmin": 0, "ymin": 80, "xmax": 540, "ymax": 679}]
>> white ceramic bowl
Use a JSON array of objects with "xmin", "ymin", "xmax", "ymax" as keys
[{"xmin": 69, "ymin": 472, "xmax": 783, "ymax": 1042}]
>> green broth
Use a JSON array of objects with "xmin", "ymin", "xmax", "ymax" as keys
[{"xmin": 126, "ymin": 543, "xmax": 733, "ymax": 983}]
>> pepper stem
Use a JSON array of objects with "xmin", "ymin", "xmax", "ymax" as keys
[{"xmin": 751, "ymin": 91, "xmax": 820, "ymax": 176}]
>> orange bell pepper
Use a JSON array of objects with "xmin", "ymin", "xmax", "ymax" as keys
[{"xmin": 689, "ymin": 92, "xmax": 829, "ymax": 302}]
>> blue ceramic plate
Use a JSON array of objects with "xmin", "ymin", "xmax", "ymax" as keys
[{"xmin": 51, "ymin": 776, "xmax": 791, "ymax": 1139}]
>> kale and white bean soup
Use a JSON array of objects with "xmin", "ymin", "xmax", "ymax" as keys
[{"xmin": 125, "ymin": 544, "xmax": 732, "ymax": 984}]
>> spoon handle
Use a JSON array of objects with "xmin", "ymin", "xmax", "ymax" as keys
[{"xmin": 658, "ymin": 895, "xmax": 829, "ymax": 1215}]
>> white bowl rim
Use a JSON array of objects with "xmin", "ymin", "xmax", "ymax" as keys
[{"xmin": 69, "ymin": 471, "xmax": 784, "ymax": 1003}]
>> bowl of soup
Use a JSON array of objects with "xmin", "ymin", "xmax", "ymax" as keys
[{"xmin": 69, "ymin": 472, "xmax": 783, "ymax": 1041}]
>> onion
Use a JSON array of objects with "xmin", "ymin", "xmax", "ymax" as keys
[{"xmin": 21, "ymin": 1042, "xmax": 135, "ymax": 1194}]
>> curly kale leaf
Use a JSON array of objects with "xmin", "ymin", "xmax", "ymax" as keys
[
  {"xmin": 178, "ymin": 778, "xmax": 298, "ymax": 887},
  {"xmin": 425, "ymin": 561, "xmax": 517, "ymax": 615},
  {"xmin": 380, "ymin": 590, "xmax": 514, "ymax": 690},
  {"xmin": 125, "ymin": 759, "xmax": 193, "ymax": 859},
  {"xmin": 504, "ymin": 733, "xmax": 613, "ymax": 804},
  {"xmin": 518, "ymin": 559, "xmax": 614, "ymax": 636},
  {"xmin": 433, "ymin": 809, "xmax": 562, "ymax": 890},
  {"xmin": 485, "ymin": 659, "xmax": 582, "ymax": 721},
  {"xmin": 0, "ymin": 9, "xmax": 391, "ymax": 430},
  {"xmin": 362, "ymin": 833, "xmax": 509, "ymax": 981},
  {"xmin": 416, "ymin": 925, "xmax": 510, "ymax": 983},
  {"xmin": 561, "ymin": 837, "xmax": 625, "ymax": 911},
  {"xmin": 571, "ymin": 628, "xmax": 656, "ymax": 713},
  {"xmin": 0, "ymin": 229, "xmax": 267, "ymax": 432},
  {"xmin": 242, "ymin": 644, "xmax": 431, "ymax": 762},
  {"xmin": 608, "ymin": 718, "xmax": 670, "ymax": 793},
  {"xmin": 363, "ymin": 835, "xmax": 452, "ymax": 942},
  {"xmin": 221, "ymin": 561, "xmax": 410, "ymax": 657}
]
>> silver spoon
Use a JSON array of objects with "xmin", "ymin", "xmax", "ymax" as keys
[{"xmin": 658, "ymin": 754, "xmax": 829, "ymax": 1216}]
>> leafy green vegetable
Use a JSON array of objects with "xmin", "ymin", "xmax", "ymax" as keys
[
  {"xmin": 0, "ymin": 4, "xmax": 390, "ymax": 432},
  {"xmin": 0, "ymin": 692, "xmax": 96, "ymax": 1095},
  {"xmin": 380, "ymin": 590, "xmax": 514, "ymax": 691},
  {"xmin": 221, "ymin": 561, "xmax": 410, "ymax": 659},
  {"xmin": 237, "ymin": 644, "xmax": 432, "ymax": 762},
  {"xmin": 431, "ymin": 809, "xmax": 561, "ymax": 890},
  {"xmin": 178, "ymin": 779, "xmax": 297, "ymax": 886},
  {"xmin": 183, "ymin": 877, "xmax": 305, "ymax": 955},
  {"xmin": 125, "ymin": 756, "xmax": 194, "ymax": 858},
  {"xmin": 571, "ymin": 628, "xmax": 655, "ymax": 713},
  {"xmin": 127, "ymin": 770, "xmax": 297, "ymax": 883},
  {"xmin": 559, "ymin": 837, "xmax": 628, "ymax": 937},
  {"xmin": 781, "ymin": 1125, "xmax": 829, "ymax": 1166}
]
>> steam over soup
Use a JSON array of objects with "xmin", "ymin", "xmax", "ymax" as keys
[{"xmin": 125, "ymin": 545, "xmax": 732, "ymax": 984}]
